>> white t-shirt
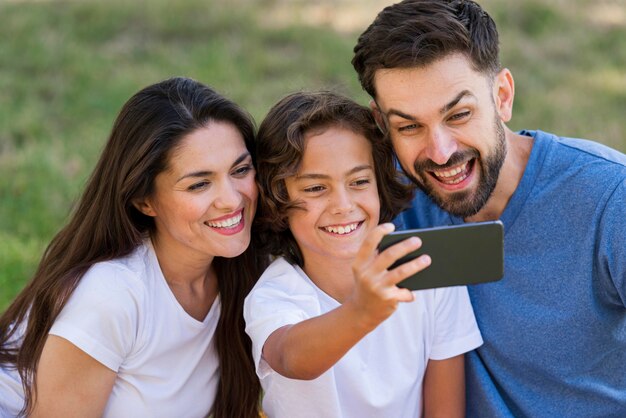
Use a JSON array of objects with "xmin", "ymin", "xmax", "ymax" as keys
[
  {"xmin": 0, "ymin": 240, "xmax": 219, "ymax": 418},
  {"xmin": 244, "ymin": 257, "xmax": 483, "ymax": 418}
]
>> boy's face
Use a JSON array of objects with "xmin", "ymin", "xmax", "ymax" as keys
[
  {"xmin": 372, "ymin": 53, "xmax": 510, "ymax": 218},
  {"xmin": 284, "ymin": 125, "xmax": 380, "ymax": 266}
]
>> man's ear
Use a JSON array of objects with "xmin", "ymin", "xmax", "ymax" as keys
[
  {"xmin": 493, "ymin": 68, "xmax": 515, "ymax": 122},
  {"xmin": 369, "ymin": 99, "xmax": 386, "ymax": 134},
  {"xmin": 132, "ymin": 197, "xmax": 157, "ymax": 217}
]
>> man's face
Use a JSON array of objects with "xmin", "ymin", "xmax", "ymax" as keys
[{"xmin": 372, "ymin": 53, "xmax": 508, "ymax": 218}]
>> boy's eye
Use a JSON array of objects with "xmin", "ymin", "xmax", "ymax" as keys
[
  {"xmin": 351, "ymin": 178, "xmax": 371, "ymax": 188},
  {"xmin": 303, "ymin": 185, "xmax": 325, "ymax": 193}
]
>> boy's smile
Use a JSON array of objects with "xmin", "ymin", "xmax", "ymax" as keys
[{"xmin": 320, "ymin": 221, "xmax": 364, "ymax": 236}]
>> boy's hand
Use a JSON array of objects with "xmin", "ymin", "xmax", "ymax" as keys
[{"xmin": 347, "ymin": 223, "xmax": 431, "ymax": 330}]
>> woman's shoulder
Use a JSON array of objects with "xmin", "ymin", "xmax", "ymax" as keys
[
  {"xmin": 66, "ymin": 243, "xmax": 158, "ymax": 323},
  {"xmin": 51, "ymin": 243, "xmax": 159, "ymax": 366},
  {"xmin": 82, "ymin": 241, "xmax": 153, "ymax": 294}
]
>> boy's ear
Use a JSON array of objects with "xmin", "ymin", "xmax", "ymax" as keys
[
  {"xmin": 132, "ymin": 197, "xmax": 157, "ymax": 217},
  {"xmin": 493, "ymin": 68, "xmax": 515, "ymax": 123},
  {"xmin": 369, "ymin": 100, "xmax": 386, "ymax": 134}
]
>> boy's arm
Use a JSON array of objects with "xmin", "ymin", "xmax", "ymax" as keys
[
  {"xmin": 262, "ymin": 223, "xmax": 430, "ymax": 380},
  {"xmin": 262, "ymin": 301, "xmax": 376, "ymax": 380},
  {"xmin": 422, "ymin": 355, "xmax": 465, "ymax": 418}
]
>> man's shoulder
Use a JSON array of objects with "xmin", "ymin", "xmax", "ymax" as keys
[
  {"xmin": 530, "ymin": 129, "xmax": 626, "ymax": 170},
  {"xmin": 394, "ymin": 191, "xmax": 455, "ymax": 230}
]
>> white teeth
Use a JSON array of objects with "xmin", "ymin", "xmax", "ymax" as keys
[
  {"xmin": 323, "ymin": 223, "xmax": 358, "ymax": 235},
  {"xmin": 433, "ymin": 162, "xmax": 468, "ymax": 179},
  {"xmin": 207, "ymin": 212, "xmax": 242, "ymax": 228},
  {"xmin": 444, "ymin": 173, "xmax": 469, "ymax": 184}
]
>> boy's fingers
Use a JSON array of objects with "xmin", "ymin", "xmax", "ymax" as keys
[
  {"xmin": 393, "ymin": 287, "xmax": 415, "ymax": 303},
  {"xmin": 386, "ymin": 254, "xmax": 432, "ymax": 286},
  {"xmin": 353, "ymin": 223, "xmax": 395, "ymax": 267},
  {"xmin": 375, "ymin": 234, "xmax": 423, "ymax": 272}
]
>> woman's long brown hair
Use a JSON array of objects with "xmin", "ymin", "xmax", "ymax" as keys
[{"xmin": 0, "ymin": 77, "xmax": 263, "ymax": 417}]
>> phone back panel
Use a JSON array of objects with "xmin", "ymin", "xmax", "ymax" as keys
[{"xmin": 379, "ymin": 221, "xmax": 504, "ymax": 290}]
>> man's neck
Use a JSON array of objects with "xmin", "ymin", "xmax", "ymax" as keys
[{"xmin": 466, "ymin": 129, "xmax": 533, "ymax": 223}]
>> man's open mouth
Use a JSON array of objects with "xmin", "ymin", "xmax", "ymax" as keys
[{"xmin": 429, "ymin": 160, "xmax": 473, "ymax": 185}]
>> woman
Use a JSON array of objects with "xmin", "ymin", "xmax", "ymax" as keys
[{"xmin": 0, "ymin": 77, "xmax": 264, "ymax": 417}]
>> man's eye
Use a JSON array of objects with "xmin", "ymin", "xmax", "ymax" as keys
[
  {"xmin": 449, "ymin": 111, "xmax": 471, "ymax": 122},
  {"xmin": 397, "ymin": 123, "xmax": 418, "ymax": 133}
]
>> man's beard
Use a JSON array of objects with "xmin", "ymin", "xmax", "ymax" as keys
[{"xmin": 404, "ymin": 117, "xmax": 507, "ymax": 218}]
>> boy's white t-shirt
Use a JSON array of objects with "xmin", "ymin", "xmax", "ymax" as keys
[
  {"xmin": 244, "ymin": 257, "xmax": 483, "ymax": 418},
  {"xmin": 0, "ymin": 240, "xmax": 220, "ymax": 418}
]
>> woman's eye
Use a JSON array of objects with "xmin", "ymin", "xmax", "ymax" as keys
[
  {"xmin": 188, "ymin": 181, "xmax": 210, "ymax": 191},
  {"xmin": 233, "ymin": 164, "xmax": 253, "ymax": 177}
]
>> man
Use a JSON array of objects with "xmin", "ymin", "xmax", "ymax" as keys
[{"xmin": 352, "ymin": 1, "xmax": 626, "ymax": 417}]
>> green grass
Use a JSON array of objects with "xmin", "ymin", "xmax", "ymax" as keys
[{"xmin": 1, "ymin": 0, "xmax": 625, "ymax": 311}]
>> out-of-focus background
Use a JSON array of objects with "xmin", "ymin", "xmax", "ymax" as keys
[{"xmin": 1, "ymin": 0, "xmax": 625, "ymax": 310}]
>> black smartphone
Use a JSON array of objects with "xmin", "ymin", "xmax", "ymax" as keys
[{"xmin": 378, "ymin": 221, "xmax": 504, "ymax": 291}]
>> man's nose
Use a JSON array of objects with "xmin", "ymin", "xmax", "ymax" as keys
[{"xmin": 423, "ymin": 127, "xmax": 458, "ymax": 165}]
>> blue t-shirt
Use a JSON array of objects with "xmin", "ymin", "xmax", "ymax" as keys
[{"xmin": 396, "ymin": 130, "xmax": 626, "ymax": 418}]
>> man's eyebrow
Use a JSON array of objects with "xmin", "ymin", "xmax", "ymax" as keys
[
  {"xmin": 383, "ymin": 90, "xmax": 476, "ymax": 121},
  {"xmin": 440, "ymin": 90, "xmax": 476, "ymax": 114},
  {"xmin": 176, "ymin": 151, "xmax": 251, "ymax": 182},
  {"xmin": 385, "ymin": 108, "xmax": 416, "ymax": 121}
]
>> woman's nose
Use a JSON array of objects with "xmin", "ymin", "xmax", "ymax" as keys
[{"xmin": 214, "ymin": 179, "xmax": 242, "ymax": 210}]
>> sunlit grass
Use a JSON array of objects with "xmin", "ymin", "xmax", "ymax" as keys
[{"xmin": 1, "ymin": 0, "xmax": 625, "ymax": 310}]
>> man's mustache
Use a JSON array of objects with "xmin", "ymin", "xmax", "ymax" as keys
[{"xmin": 412, "ymin": 149, "xmax": 479, "ymax": 172}]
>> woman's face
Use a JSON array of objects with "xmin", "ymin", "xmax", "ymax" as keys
[{"xmin": 139, "ymin": 121, "xmax": 257, "ymax": 263}]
